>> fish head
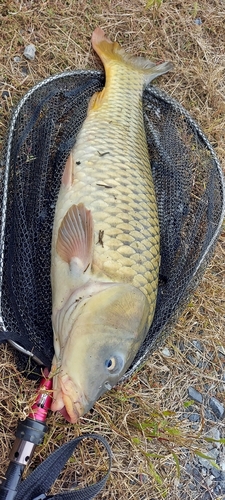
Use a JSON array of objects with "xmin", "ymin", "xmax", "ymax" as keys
[{"xmin": 51, "ymin": 284, "xmax": 150, "ymax": 423}]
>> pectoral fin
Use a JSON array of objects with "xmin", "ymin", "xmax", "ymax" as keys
[{"xmin": 56, "ymin": 203, "xmax": 94, "ymax": 274}]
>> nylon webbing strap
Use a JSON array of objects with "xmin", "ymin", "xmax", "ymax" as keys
[{"xmin": 15, "ymin": 434, "xmax": 112, "ymax": 500}]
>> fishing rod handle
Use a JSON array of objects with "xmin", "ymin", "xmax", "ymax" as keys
[
  {"xmin": 0, "ymin": 461, "xmax": 24, "ymax": 500},
  {"xmin": 0, "ymin": 376, "xmax": 52, "ymax": 499},
  {"xmin": 0, "ymin": 418, "xmax": 47, "ymax": 500}
]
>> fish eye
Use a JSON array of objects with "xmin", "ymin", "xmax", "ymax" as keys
[
  {"xmin": 104, "ymin": 355, "xmax": 124, "ymax": 374},
  {"xmin": 105, "ymin": 357, "xmax": 116, "ymax": 371}
]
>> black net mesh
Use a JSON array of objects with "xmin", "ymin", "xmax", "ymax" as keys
[{"xmin": 0, "ymin": 70, "xmax": 224, "ymax": 378}]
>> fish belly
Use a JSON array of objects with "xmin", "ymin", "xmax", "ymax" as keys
[{"xmin": 51, "ymin": 67, "xmax": 159, "ymax": 325}]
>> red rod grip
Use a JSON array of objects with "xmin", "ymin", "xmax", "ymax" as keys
[{"xmin": 28, "ymin": 375, "xmax": 53, "ymax": 422}]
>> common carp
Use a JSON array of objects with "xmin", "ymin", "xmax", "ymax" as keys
[{"xmin": 50, "ymin": 28, "xmax": 173, "ymax": 422}]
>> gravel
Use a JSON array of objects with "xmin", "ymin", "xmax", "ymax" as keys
[
  {"xmin": 161, "ymin": 347, "xmax": 172, "ymax": 357},
  {"xmin": 188, "ymin": 413, "xmax": 201, "ymax": 423},
  {"xmin": 188, "ymin": 386, "xmax": 203, "ymax": 404},
  {"xmin": 173, "ymin": 338, "xmax": 225, "ymax": 499},
  {"xmin": 209, "ymin": 397, "xmax": 225, "ymax": 419},
  {"xmin": 23, "ymin": 44, "xmax": 36, "ymax": 60}
]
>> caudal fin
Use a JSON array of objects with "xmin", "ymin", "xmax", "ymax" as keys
[{"xmin": 91, "ymin": 27, "xmax": 173, "ymax": 85}]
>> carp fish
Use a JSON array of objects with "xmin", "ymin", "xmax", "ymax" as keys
[{"xmin": 50, "ymin": 27, "xmax": 173, "ymax": 422}]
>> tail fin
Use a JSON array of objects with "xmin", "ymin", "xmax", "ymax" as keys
[{"xmin": 91, "ymin": 27, "xmax": 173, "ymax": 85}]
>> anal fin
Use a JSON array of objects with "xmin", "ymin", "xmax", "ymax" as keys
[{"xmin": 88, "ymin": 88, "xmax": 106, "ymax": 112}]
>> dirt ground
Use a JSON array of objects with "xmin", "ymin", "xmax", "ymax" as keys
[{"xmin": 0, "ymin": 1, "xmax": 225, "ymax": 499}]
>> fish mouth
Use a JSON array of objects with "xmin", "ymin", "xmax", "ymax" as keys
[
  {"xmin": 51, "ymin": 373, "xmax": 88, "ymax": 423},
  {"xmin": 59, "ymin": 392, "xmax": 83, "ymax": 423}
]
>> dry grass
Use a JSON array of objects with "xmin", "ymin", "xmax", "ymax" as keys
[{"xmin": 0, "ymin": 1, "xmax": 225, "ymax": 499}]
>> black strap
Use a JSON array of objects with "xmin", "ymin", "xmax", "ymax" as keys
[{"xmin": 15, "ymin": 434, "xmax": 112, "ymax": 500}]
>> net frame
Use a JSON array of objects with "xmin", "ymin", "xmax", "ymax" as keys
[{"xmin": 0, "ymin": 69, "xmax": 224, "ymax": 379}]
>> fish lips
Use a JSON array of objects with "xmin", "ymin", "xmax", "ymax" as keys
[
  {"xmin": 53, "ymin": 374, "xmax": 90, "ymax": 423},
  {"xmin": 58, "ymin": 404, "xmax": 75, "ymax": 422},
  {"xmin": 57, "ymin": 396, "xmax": 85, "ymax": 424},
  {"xmin": 58, "ymin": 398, "xmax": 93, "ymax": 423},
  {"xmin": 56, "ymin": 379, "xmax": 114, "ymax": 423}
]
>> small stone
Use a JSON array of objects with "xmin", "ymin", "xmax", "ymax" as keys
[
  {"xmin": 187, "ymin": 354, "xmax": 197, "ymax": 366},
  {"xmin": 192, "ymin": 340, "xmax": 204, "ymax": 352},
  {"xmin": 214, "ymin": 484, "xmax": 221, "ymax": 494},
  {"xmin": 161, "ymin": 347, "xmax": 171, "ymax": 357},
  {"xmin": 205, "ymin": 409, "xmax": 217, "ymax": 421},
  {"xmin": 21, "ymin": 66, "xmax": 28, "ymax": 76},
  {"xmin": 220, "ymin": 470, "xmax": 225, "ymax": 479},
  {"xmin": 191, "ymin": 423, "xmax": 199, "ymax": 430},
  {"xmin": 194, "ymin": 17, "xmax": 202, "ymax": 25},
  {"xmin": 13, "ymin": 56, "xmax": 21, "ymax": 62},
  {"xmin": 209, "ymin": 397, "xmax": 225, "ymax": 419},
  {"xmin": 1, "ymin": 90, "xmax": 9, "ymax": 98},
  {"xmin": 206, "ymin": 475, "xmax": 214, "ymax": 487},
  {"xmin": 202, "ymin": 492, "xmax": 211, "ymax": 500},
  {"xmin": 192, "ymin": 466, "xmax": 202, "ymax": 482},
  {"xmin": 185, "ymin": 463, "xmax": 192, "ymax": 474},
  {"xmin": 205, "ymin": 427, "xmax": 221, "ymax": 448},
  {"xmin": 189, "ymin": 413, "xmax": 200, "ymax": 423},
  {"xmin": 188, "ymin": 387, "xmax": 203, "ymax": 404},
  {"xmin": 220, "ymin": 480, "xmax": 225, "ymax": 493},
  {"xmin": 179, "ymin": 341, "xmax": 185, "ymax": 352},
  {"xmin": 23, "ymin": 44, "xmax": 36, "ymax": 60},
  {"xmin": 129, "ymin": 397, "xmax": 139, "ymax": 409},
  {"xmin": 186, "ymin": 405, "xmax": 194, "ymax": 413},
  {"xmin": 209, "ymin": 448, "xmax": 220, "ymax": 460},
  {"xmin": 179, "ymin": 412, "xmax": 189, "ymax": 421},
  {"xmin": 201, "ymin": 467, "xmax": 207, "ymax": 476},
  {"xmin": 189, "ymin": 482, "xmax": 196, "ymax": 491},
  {"xmin": 219, "ymin": 459, "xmax": 225, "ymax": 472},
  {"xmin": 197, "ymin": 456, "xmax": 211, "ymax": 469},
  {"xmin": 211, "ymin": 466, "xmax": 221, "ymax": 479},
  {"xmin": 138, "ymin": 473, "xmax": 148, "ymax": 483}
]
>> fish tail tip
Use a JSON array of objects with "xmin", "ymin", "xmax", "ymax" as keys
[
  {"xmin": 91, "ymin": 27, "xmax": 106, "ymax": 44},
  {"xmin": 91, "ymin": 27, "xmax": 110, "ymax": 53},
  {"xmin": 91, "ymin": 27, "xmax": 120, "ymax": 64}
]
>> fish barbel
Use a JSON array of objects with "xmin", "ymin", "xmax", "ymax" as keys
[{"xmin": 50, "ymin": 28, "xmax": 173, "ymax": 422}]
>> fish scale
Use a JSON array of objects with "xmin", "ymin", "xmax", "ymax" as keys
[
  {"xmin": 50, "ymin": 27, "xmax": 173, "ymax": 422},
  {"xmin": 55, "ymin": 79, "xmax": 160, "ymax": 307}
]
